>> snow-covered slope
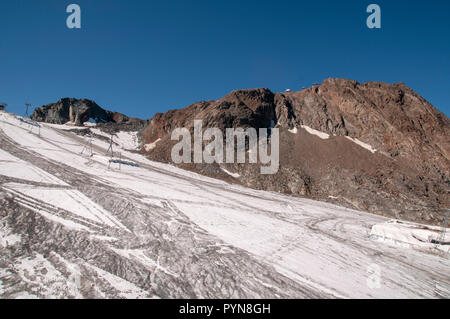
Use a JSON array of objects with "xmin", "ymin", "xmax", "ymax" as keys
[{"xmin": 0, "ymin": 111, "xmax": 448, "ymax": 299}]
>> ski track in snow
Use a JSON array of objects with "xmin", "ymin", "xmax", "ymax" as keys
[{"xmin": 0, "ymin": 111, "xmax": 448, "ymax": 299}]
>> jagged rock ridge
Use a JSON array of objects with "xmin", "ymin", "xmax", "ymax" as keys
[{"xmin": 31, "ymin": 98, "xmax": 147, "ymax": 130}]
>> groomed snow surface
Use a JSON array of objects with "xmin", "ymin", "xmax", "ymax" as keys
[{"xmin": 0, "ymin": 111, "xmax": 448, "ymax": 299}]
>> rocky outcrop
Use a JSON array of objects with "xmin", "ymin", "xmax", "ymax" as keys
[
  {"xmin": 141, "ymin": 79, "xmax": 450, "ymax": 225},
  {"xmin": 31, "ymin": 98, "xmax": 148, "ymax": 130}
]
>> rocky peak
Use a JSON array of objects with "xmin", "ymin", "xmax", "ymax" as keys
[
  {"xmin": 142, "ymin": 88, "xmax": 278, "ymax": 144},
  {"xmin": 31, "ymin": 98, "xmax": 148, "ymax": 130},
  {"xmin": 220, "ymin": 88, "xmax": 274, "ymax": 112}
]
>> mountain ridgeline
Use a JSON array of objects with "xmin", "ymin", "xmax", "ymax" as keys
[{"xmin": 31, "ymin": 79, "xmax": 450, "ymax": 225}]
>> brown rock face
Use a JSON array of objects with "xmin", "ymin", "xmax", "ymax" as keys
[
  {"xmin": 31, "ymin": 98, "xmax": 148, "ymax": 130},
  {"xmin": 142, "ymin": 79, "xmax": 450, "ymax": 225}
]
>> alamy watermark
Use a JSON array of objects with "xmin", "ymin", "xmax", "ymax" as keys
[
  {"xmin": 171, "ymin": 120, "xmax": 279, "ymax": 175},
  {"xmin": 66, "ymin": 4, "xmax": 81, "ymax": 29},
  {"xmin": 65, "ymin": 4, "xmax": 380, "ymax": 30},
  {"xmin": 366, "ymin": 4, "xmax": 381, "ymax": 29}
]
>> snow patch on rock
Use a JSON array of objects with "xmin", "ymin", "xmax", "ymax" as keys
[
  {"xmin": 345, "ymin": 136, "xmax": 376, "ymax": 153},
  {"xmin": 300, "ymin": 125, "xmax": 330, "ymax": 139},
  {"xmin": 220, "ymin": 167, "xmax": 240, "ymax": 178},
  {"xmin": 144, "ymin": 138, "xmax": 161, "ymax": 152}
]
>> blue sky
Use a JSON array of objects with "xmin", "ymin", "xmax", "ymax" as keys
[{"xmin": 0, "ymin": 0, "xmax": 449, "ymax": 118}]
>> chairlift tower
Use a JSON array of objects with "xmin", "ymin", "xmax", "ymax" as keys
[
  {"xmin": 22, "ymin": 103, "xmax": 40, "ymax": 136},
  {"xmin": 25, "ymin": 103, "xmax": 32, "ymax": 118},
  {"xmin": 27, "ymin": 120, "xmax": 41, "ymax": 136},
  {"xmin": 106, "ymin": 132, "xmax": 117, "ymax": 158},
  {"xmin": 81, "ymin": 133, "xmax": 94, "ymax": 157}
]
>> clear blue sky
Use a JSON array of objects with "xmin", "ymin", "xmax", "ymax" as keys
[{"xmin": 0, "ymin": 0, "xmax": 449, "ymax": 119}]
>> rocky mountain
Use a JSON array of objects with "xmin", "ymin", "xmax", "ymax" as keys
[
  {"xmin": 142, "ymin": 79, "xmax": 450, "ymax": 225},
  {"xmin": 31, "ymin": 98, "xmax": 148, "ymax": 130}
]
